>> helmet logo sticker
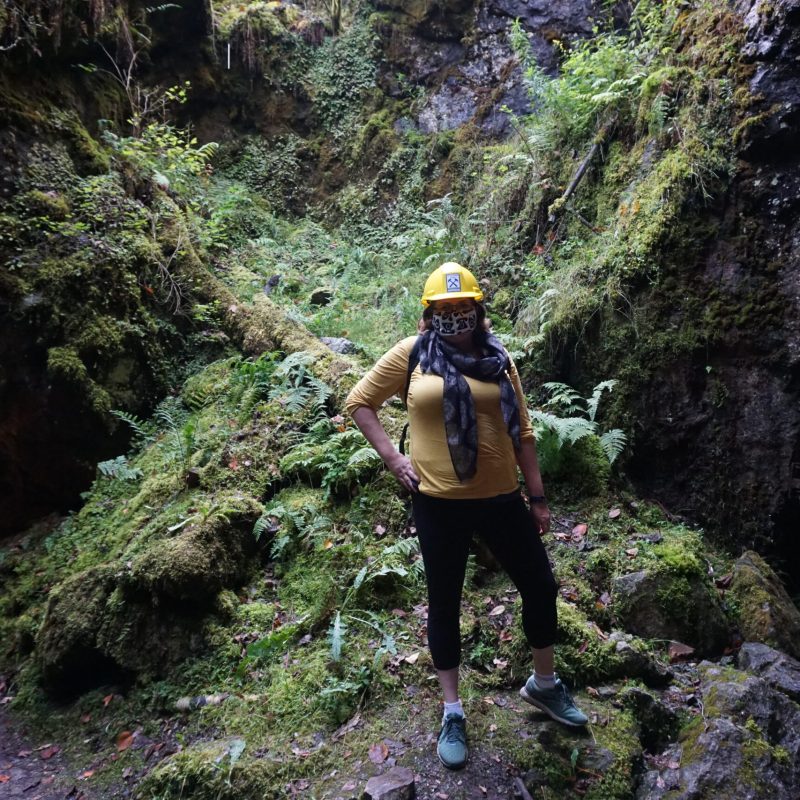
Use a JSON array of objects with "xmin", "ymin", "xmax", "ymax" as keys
[{"xmin": 445, "ymin": 273, "xmax": 461, "ymax": 292}]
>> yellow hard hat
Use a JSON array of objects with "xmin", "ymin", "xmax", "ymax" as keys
[{"xmin": 421, "ymin": 262, "xmax": 483, "ymax": 306}]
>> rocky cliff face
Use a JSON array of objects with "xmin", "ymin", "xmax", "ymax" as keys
[
  {"xmin": 374, "ymin": 0, "xmax": 602, "ymax": 134},
  {"xmin": 2, "ymin": 0, "xmax": 800, "ymax": 577},
  {"xmin": 619, "ymin": 0, "xmax": 800, "ymax": 575}
]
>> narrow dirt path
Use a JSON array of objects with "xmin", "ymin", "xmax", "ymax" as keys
[{"xmin": 0, "ymin": 706, "xmax": 81, "ymax": 800}]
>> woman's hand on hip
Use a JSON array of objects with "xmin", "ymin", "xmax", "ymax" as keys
[
  {"xmin": 386, "ymin": 453, "xmax": 420, "ymax": 493},
  {"xmin": 529, "ymin": 502, "xmax": 551, "ymax": 536}
]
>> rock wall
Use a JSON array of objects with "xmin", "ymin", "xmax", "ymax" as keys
[{"xmin": 618, "ymin": 0, "xmax": 800, "ymax": 572}]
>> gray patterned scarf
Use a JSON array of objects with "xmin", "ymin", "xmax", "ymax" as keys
[{"xmin": 418, "ymin": 330, "xmax": 521, "ymax": 481}]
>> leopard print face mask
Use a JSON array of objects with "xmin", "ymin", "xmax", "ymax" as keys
[{"xmin": 431, "ymin": 307, "xmax": 478, "ymax": 336}]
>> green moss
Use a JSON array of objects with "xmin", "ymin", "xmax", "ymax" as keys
[
  {"xmin": 547, "ymin": 435, "xmax": 611, "ymax": 496},
  {"xmin": 584, "ymin": 709, "xmax": 641, "ymax": 799},
  {"xmin": 46, "ymin": 345, "xmax": 113, "ymax": 414}
]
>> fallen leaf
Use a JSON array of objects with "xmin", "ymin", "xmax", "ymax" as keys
[
  {"xmin": 668, "ymin": 641, "xmax": 695, "ymax": 663},
  {"xmin": 80, "ymin": 770, "xmax": 94, "ymax": 779},
  {"xmin": 80, "ymin": 713, "xmax": 91, "ymax": 724},
  {"xmin": 332, "ymin": 713, "xmax": 362, "ymax": 741},
  {"xmin": 572, "ymin": 523, "xmax": 588, "ymax": 537},
  {"xmin": 228, "ymin": 458, "xmax": 239, "ymax": 471},
  {"xmin": 625, "ymin": 547, "xmax": 639, "ymax": 558},
  {"xmin": 488, "ymin": 604, "xmax": 506, "ymax": 616},
  {"xmin": 608, "ymin": 508, "xmax": 622, "ymax": 519},
  {"xmin": 17, "ymin": 749, "xmax": 32, "ymax": 757},
  {"xmin": 489, "ymin": 724, "xmax": 497, "ymax": 732},
  {"xmin": 368, "ymin": 742, "xmax": 388, "ymax": 764},
  {"xmin": 587, "ymin": 686, "xmax": 599, "ymax": 697},
  {"xmin": 667, "ymin": 760, "xmax": 680, "ymax": 770},
  {"xmin": 117, "ymin": 731, "xmax": 134, "ymax": 752},
  {"xmin": 404, "ymin": 652, "xmax": 420, "ymax": 665},
  {"xmin": 715, "ymin": 574, "xmax": 732, "ymax": 589},
  {"xmin": 479, "ymin": 787, "xmax": 488, "ymax": 794},
  {"xmin": 322, "ymin": 539, "xmax": 334, "ymax": 550},
  {"xmin": 374, "ymin": 524, "xmax": 386, "ymax": 536},
  {"xmin": 0, "ymin": 775, "xmax": 10, "ymax": 783},
  {"xmin": 492, "ymin": 658, "xmax": 508, "ymax": 669},
  {"xmin": 103, "ymin": 694, "xmax": 114, "ymax": 708},
  {"xmin": 39, "ymin": 745, "xmax": 59, "ymax": 760}
]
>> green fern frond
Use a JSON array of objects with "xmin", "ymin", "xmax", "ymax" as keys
[
  {"xmin": 329, "ymin": 611, "xmax": 347, "ymax": 662},
  {"xmin": 531, "ymin": 409, "xmax": 596, "ymax": 446},
  {"xmin": 599, "ymin": 429, "xmax": 627, "ymax": 463},
  {"xmin": 110, "ymin": 409, "xmax": 155, "ymax": 448},
  {"xmin": 97, "ymin": 455, "xmax": 143, "ymax": 481},
  {"xmin": 542, "ymin": 382, "xmax": 586, "ymax": 415},
  {"xmin": 587, "ymin": 380, "xmax": 617, "ymax": 422}
]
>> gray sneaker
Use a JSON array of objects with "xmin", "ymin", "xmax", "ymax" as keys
[
  {"xmin": 437, "ymin": 713, "xmax": 468, "ymax": 769},
  {"xmin": 520, "ymin": 676, "xmax": 588, "ymax": 727}
]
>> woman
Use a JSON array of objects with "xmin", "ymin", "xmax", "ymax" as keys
[{"xmin": 345, "ymin": 262, "xmax": 587, "ymax": 770}]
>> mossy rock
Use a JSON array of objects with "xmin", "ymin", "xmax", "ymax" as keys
[
  {"xmin": 35, "ymin": 563, "xmax": 120, "ymax": 690},
  {"xmin": 497, "ymin": 599, "xmax": 626, "ymax": 686},
  {"xmin": 135, "ymin": 738, "xmax": 286, "ymax": 800},
  {"xmin": 730, "ymin": 551, "xmax": 800, "ymax": 660},
  {"xmin": 546, "ymin": 435, "xmax": 611, "ymax": 496},
  {"xmin": 125, "ymin": 493, "xmax": 263, "ymax": 601},
  {"xmin": 612, "ymin": 561, "xmax": 729, "ymax": 655},
  {"xmin": 35, "ymin": 562, "xmax": 215, "ymax": 691}
]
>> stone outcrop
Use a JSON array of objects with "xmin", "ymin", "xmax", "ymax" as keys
[
  {"xmin": 374, "ymin": 0, "xmax": 605, "ymax": 135},
  {"xmin": 618, "ymin": 0, "xmax": 800, "ymax": 578},
  {"xmin": 637, "ymin": 660, "xmax": 800, "ymax": 800},
  {"xmin": 612, "ymin": 568, "xmax": 729, "ymax": 656},
  {"xmin": 730, "ymin": 551, "xmax": 800, "ymax": 659}
]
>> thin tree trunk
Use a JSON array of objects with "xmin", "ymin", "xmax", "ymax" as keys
[{"xmin": 547, "ymin": 114, "xmax": 617, "ymax": 226}]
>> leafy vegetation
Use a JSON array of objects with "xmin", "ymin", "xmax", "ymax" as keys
[{"xmin": 0, "ymin": 0, "xmax": 762, "ymax": 796}]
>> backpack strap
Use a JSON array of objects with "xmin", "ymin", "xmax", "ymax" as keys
[{"xmin": 398, "ymin": 336, "xmax": 422, "ymax": 455}]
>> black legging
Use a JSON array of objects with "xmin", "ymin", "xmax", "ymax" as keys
[{"xmin": 412, "ymin": 490, "xmax": 558, "ymax": 671}]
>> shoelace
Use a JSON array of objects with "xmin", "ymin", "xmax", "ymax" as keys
[
  {"xmin": 441, "ymin": 716, "xmax": 466, "ymax": 745},
  {"xmin": 558, "ymin": 682, "xmax": 578, "ymax": 710}
]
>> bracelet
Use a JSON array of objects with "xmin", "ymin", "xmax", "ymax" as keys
[{"xmin": 528, "ymin": 495, "xmax": 547, "ymax": 504}]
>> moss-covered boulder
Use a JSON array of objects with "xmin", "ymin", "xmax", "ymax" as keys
[
  {"xmin": 612, "ymin": 560, "xmax": 729, "ymax": 655},
  {"xmin": 35, "ymin": 492, "xmax": 263, "ymax": 691},
  {"xmin": 125, "ymin": 493, "xmax": 263, "ymax": 601},
  {"xmin": 730, "ymin": 551, "xmax": 800, "ymax": 660},
  {"xmin": 36, "ymin": 564, "xmax": 121, "ymax": 689},
  {"xmin": 137, "ymin": 737, "xmax": 294, "ymax": 799},
  {"xmin": 638, "ymin": 663, "xmax": 800, "ymax": 799}
]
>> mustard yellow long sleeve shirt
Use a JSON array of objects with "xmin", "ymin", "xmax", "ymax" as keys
[{"xmin": 345, "ymin": 335, "xmax": 535, "ymax": 499}]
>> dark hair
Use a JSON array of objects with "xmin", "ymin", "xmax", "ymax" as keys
[{"xmin": 417, "ymin": 300, "xmax": 491, "ymax": 334}]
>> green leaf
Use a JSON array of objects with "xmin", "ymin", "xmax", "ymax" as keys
[{"xmin": 228, "ymin": 738, "xmax": 246, "ymax": 766}]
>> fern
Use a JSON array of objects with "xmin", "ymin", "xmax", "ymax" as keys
[
  {"xmin": 110, "ymin": 409, "xmax": 155, "ymax": 450},
  {"xmin": 97, "ymin": 455, "xmax": 143, "ymax": 481},
  {"xmin": 531, "ymin": 410, "xmax": 597, "ymax": 446},
  {"xmin": 541, "ymin": 383, "xmax": 586, "ymax": 416},
  {"xmin": 154, "ymin": 397, "xmax": 196, "ymax": 474},
  {"xmin": 599, "ymin": 429, "xmax": 627, "ymax": 463},
  {"xmin": 268, "ymin": 351, "xmax": 333, "ymax": 416},
  {"xmin": 347, "ymin": 447, "xmax": 381, "ymax": 468},
  {"xmin": 328, "ymin": 611, "xmax": 347, "ymax": 662},
  {"xmin": 586, "ymin": 380, "xmax": 618, "ymax": 422},
  {"xmin": 529, "ymin": 379, "xmax": 629, "ymax": 474}
]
